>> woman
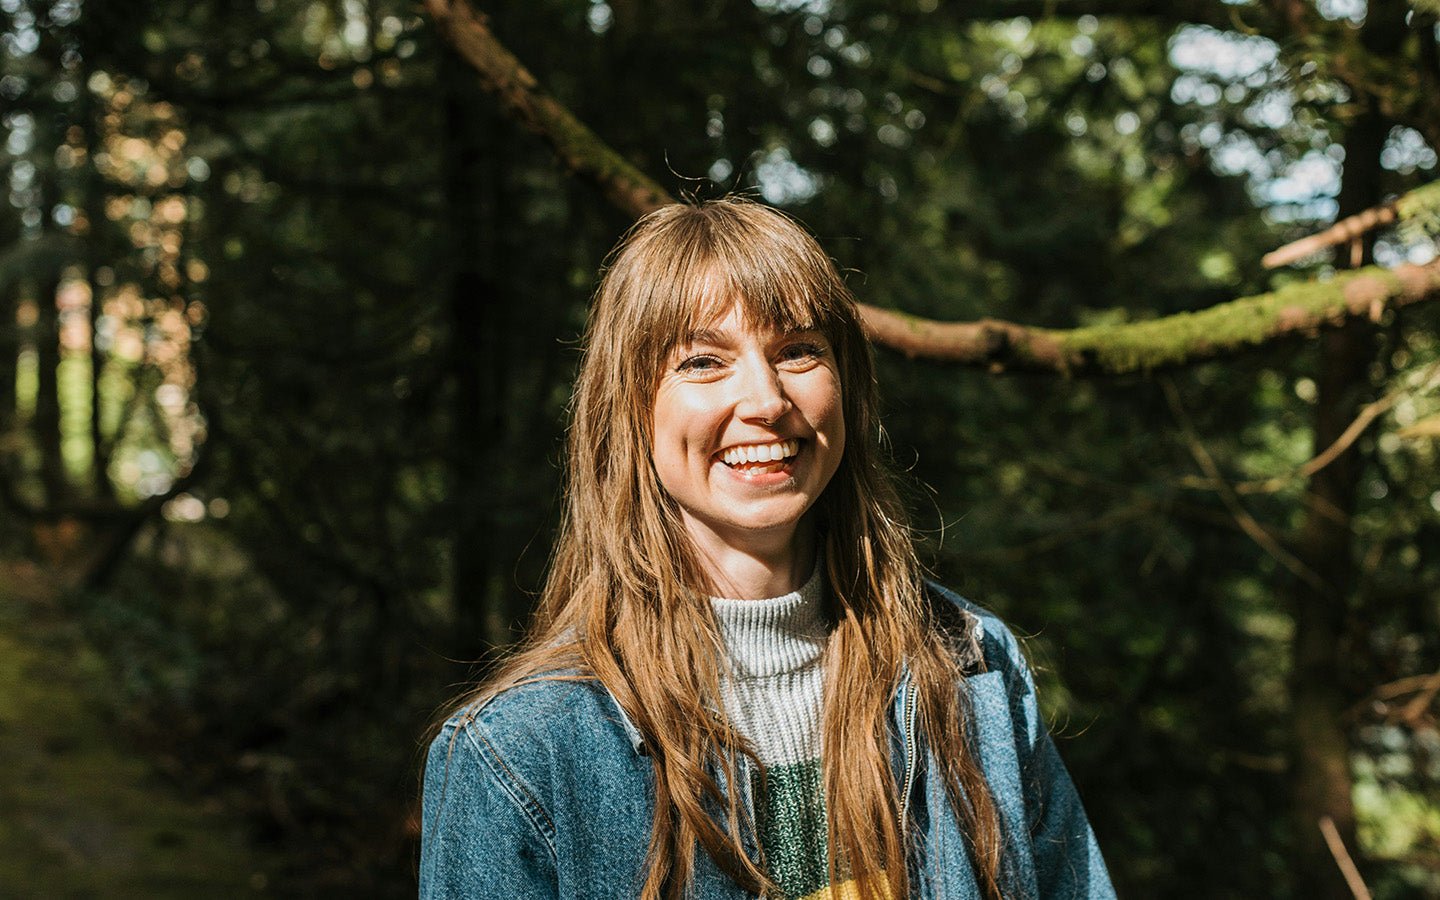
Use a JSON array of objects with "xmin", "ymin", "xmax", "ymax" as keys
[{"xmin": 421, "ymin": 198, "xmax": 1114, "ymax": 900}]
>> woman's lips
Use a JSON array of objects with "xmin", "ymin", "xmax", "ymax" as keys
[
  {"xmin": 714, "ymin": 441, "xmax": 802, "ymax": 483},
  {"xmin": 717, "ymin": 438, "xmax": 802, "ymax": 469}
]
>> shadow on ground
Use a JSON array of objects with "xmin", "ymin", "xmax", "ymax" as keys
[{"xmin": 0, "ymin": 560, "xmax": 278, "ymax": 898}]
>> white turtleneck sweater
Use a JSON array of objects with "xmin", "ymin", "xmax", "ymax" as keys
[{"xmin": 710, "ymin": 563, "xmax": 841, "ymax": 900}]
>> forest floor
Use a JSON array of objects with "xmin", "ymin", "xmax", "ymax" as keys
[{"xmin": 0, "ymin": 559, "xmax": 278, "ymax": 898}]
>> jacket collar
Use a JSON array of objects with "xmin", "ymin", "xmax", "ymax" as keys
[{"xmin": 611, "ymin": 694, "xmax": 647, "ymax": 754}]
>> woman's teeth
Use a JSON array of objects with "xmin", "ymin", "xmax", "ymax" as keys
[{"xmin": 721, "ymin": 439, "xmax": 800, "ymax": 468}]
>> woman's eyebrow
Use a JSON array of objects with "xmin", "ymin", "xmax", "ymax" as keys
[{"xmin": 679, "ymin": 328, "xmax": 727, "ymax": 347}]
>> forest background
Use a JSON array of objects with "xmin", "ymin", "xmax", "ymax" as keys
[{"xmin": 2, "ymin": 0, "xmax": 1439, "ymax": 896}]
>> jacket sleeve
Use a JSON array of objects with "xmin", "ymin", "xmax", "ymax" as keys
[
  {"xmin": 419, "ymin": 720, "xmax": 559, "ymax": 899},
  {"xmin": 996, "ymin": 623, "xmax": 1118, "ymax": 899}
]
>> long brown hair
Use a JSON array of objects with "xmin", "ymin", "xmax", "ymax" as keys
[{"xmin": 443, "ymin": 198, "xmax": 1004, "ymax": 899}]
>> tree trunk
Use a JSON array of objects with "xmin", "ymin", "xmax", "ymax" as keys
[
  {"xmin": 34, "ymin": 273, "xmax": 67, "ymax": 506},
  {"xmin": 81, "ymin": 59, "xmax": 114, "ymax": 500},
  {"xmin": 1286, "ymin": 0, "xmax": 1406, "ymax": 891},
  {"xmin": 0, "ymin": 280, "xmax": 16, "ymax": 428},
  {"xmin": 1288, "ymin": 321, "xmax": 1369, "ymax": 899},
  {"xmin": 441, "ymin": 45, "xmax": 505, "ymax": 659}
]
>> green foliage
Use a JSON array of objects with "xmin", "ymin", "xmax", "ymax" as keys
[
  {"xmin": 69, "ymin": 520, "xmax": 430, "ymax": 895},
  {"xmin": 1396, "ymin": 178, "xmax": 1440, "ymax": 246},
  {"xmin": 2, "ymin": 0, "xmax": 1439, "ymax": 897}
]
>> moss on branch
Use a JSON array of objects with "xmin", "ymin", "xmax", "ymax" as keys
[
  {"xmin": 1056, "ymin": 266, "xmax": 1415, "ymax": 374},
  {"xmin": 863, "ymin": 262, "xmax": 1440, "ymax": 375}
]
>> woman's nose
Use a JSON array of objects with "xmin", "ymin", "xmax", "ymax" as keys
[{"xmin": 734, "ymin": 358, "xmax": 792, "ymax": 424}]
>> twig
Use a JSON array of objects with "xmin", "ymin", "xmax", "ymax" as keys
[
  {"xmin": 1161, "ymin": 379, "xmax": 1326, "ymax": 590},
  {"xmin": 1318, "ymin": 816, "xmax": 1372, "ymax": 900},
  {"xmin": 965, "ymin": 500, "xmax": 1156, "ymax": 563},
  {"xmin": 1262, "ymin": 180, "xmax": 1440, "ymax": 270},
  {"xmin": 1373, "ymin": 671, "xmax": 1440, "ymax": 701},
  {"xmin": 1022, "ymin": 456, "xmax": 1292, "ymax": 544},
  {"xmin": 1399, "ymin": 669, "xmax": 1440, "ymax": 725},
  {"xmin": 1346, "ymin": 671, "xmax": 1440, "ymax": 725},
  {"xmin": 1177, "ymin": 359, "xmax": 1440, "ymax": 495},
  {"xmin": 1261, "ymin": 200, "xmax": 1393, "ymax": 270}
]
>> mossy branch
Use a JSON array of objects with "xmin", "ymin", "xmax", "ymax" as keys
[
  {"xmin": 425, "ymin": 0, "xmax": 1440, "ymax": 375},
  {"xmin": 864, "ymin": 262, "xmax": 1440, "ymax": 374}
]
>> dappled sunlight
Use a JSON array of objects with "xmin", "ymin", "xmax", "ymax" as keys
[{"xmin": 1, "ymin": 0, "xmax": 1438, "ymax": 896}]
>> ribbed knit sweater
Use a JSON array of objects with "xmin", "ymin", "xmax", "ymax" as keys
[{"xmin": 710, "ymin": 563, "xmax": 843, "ymax": 900}]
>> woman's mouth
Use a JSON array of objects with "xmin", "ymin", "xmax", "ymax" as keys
[{"xmin": 718, "ymin": 438, "xmax": 801, "ymax": 475}]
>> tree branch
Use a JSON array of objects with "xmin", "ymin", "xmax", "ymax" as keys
[
  {"xmin": 1264, "ymin": 180, "xmax": 1440, "ymax": 269},
  {"xmin": 1178, "ymin": 359, "xmax": 1440, "ymax": 494},
  {"xmin": 1263, "ymin": 203, "xmax": 1399, "ymax": 269},
  {"xmin": 1161, "ymin": 378, "xmax": 1326, "ymax": 590},
  {"xmin": 422, "ymin": 0, "xmax": 671, "ymax": 219},
  {"xmin": 864, "ymin": 261, "xmax": 1440, "ymax": 374},
  {"xmin": 425, "ymin": 0, "xmax": 1440, "ymax": 374},
  {"xmin": 1318, "ymin": 816, "xmax": 1373, "ymax": 900}
]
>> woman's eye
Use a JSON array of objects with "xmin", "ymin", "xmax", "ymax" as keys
[
  {"xmin": 779, "ymin": 342, "xmax": 824, "ymax": 363},
  {"xmin": 677, "ymin": 354, "xmax": 722, "ymax": 373}
]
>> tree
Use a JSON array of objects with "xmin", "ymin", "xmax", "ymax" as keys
[
  {"xmin": 427, "ymin": 0, "xmax": 1440, "ymax": 894},
  {"xmin": 3, "ymin": 0, "xmax": 1438, "ymax": 895}
]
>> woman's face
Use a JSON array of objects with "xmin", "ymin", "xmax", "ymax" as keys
[{"xmin": 651, "ymin": 303, "xmax": 845, "ymax": 558}]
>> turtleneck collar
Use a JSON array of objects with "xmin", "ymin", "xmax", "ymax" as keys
[{"xmin": 709, "ymin": 558, "xmax": 828, "ymax": 679}]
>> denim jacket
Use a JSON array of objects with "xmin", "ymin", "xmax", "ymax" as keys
[{"xmin": 420, "ymin": 584, "xmax": 1116, "ymax": 898}]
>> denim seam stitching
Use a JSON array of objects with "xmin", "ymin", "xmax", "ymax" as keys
[{"xmin": 463, "ymin": 722, "xmax": 561, "ymax": 859}]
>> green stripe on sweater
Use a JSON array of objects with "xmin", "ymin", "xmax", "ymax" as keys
[{"xmin": 754, "ymin": 759, "xmax": 829, "ymax": 900}]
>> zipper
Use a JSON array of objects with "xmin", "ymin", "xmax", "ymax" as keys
[
  {"xmin": 897, "ymin": 678, "xmax": 918, "ymax": 833},
  {"xmin": 730, "ymin": 751, "xmax": 764, "ymax": 873},
  {"xmin": 738, "ymin": 753, "xmax": 758, "ymax": 844}
]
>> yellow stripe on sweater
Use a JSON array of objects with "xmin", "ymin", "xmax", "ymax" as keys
[{"xmin": 796, "ymin": 874, "xmax": 894, "ymax": 900}]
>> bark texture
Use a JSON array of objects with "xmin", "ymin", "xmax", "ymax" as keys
[{"xmin": 863, "ymin": 261, "xmax": 1440, "ymax": 374}]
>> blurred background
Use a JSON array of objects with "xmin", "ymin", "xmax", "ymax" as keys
[{"xmin": 2, "ymin": 0, "xmax": 1438, "ymax": 896}]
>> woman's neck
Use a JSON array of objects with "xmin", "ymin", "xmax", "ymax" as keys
[{"xmin": 686, "ymin": 518, "xmax": 817, "ymax": 600}]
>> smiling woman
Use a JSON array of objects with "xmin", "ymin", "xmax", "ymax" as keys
[
  {"xmin": 652, "ymin": 306, "xmax": 845, "ymax": 598},
  {"xmin": 419, "ymin": 198, "xmax": 1116, "ymax": 900}
]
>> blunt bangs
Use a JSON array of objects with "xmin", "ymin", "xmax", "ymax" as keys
[{"xmin": 610, "ymin": 200, "xmax": 856, "ymax": 381}]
